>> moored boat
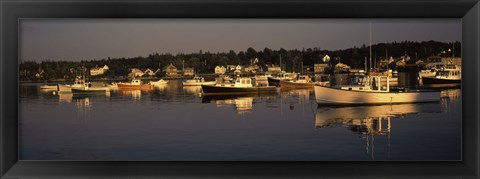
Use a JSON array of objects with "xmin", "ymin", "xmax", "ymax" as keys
[
  {"xmin": 149, "ymin": 79, "xmax": 169, "ymax": 87},
  {"xmin": 201, "ymin": 77, "xmax": 277, "ymax": 95},
  {"xmin": 57, "ymin": 76, "xmax": 87, "ymax": 94},
  {"xmin": 117, "ymin": 79, "xmax": 154, "ymax": 90},
  {"xmin": 314, "ymin": 74, "xmax": 440, "ymax": 105},
  {"xmin": 279, "ymin": 75, "xmax": 314, "ymax": 88},
  {"xmin": 39, "ymin": 85, "xmax": 58, "ymax": 90},
  {"xmin": 267, "ymin": 71, "xmax": 297, "ymax": 86},
  {"xmin": 183, "ymin": 76, "xmax": 216, "ymax": 86},
  {"xmin": 421, "ymin": 65, "xmax": 461, "ymax": 86},
  {"xmin": 71, "ymin": 82, "xmax": 110, "ymax": 94}
]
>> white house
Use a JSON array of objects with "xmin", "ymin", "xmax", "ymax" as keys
[
  {"xmin": 183, "ymin": 67, "xmax": 195, "ymax": 76},
  {"xmin": 215, "ymin": 66, "xmax": 226, "ymax": 74},
  {"xmin": 267, "ymin": 65, "xmax": 281, "ymax": 73},
  {"xmin": 90, "ymin": 65, "xmax": 109, "ymax": 76},
  {"xmin": 130, "ymin": 68, "xmax": 144, "ymax": 77},
  {"xmin": 144, "ymin": 68, "xmax": 156, "ymax": 77}
]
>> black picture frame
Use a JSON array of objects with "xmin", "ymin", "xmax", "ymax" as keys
[{"xmin": 1, "ymin": 0, "xmax": 479, "ymax": 178}]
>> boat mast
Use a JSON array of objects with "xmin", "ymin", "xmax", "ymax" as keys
[
  {"xmin": 280, "ymin": 54, "xmax": 282, "ymax": 72},
  {"xmin": 369, "ymin": 22, "xmax": 372, "ymax": 72}
]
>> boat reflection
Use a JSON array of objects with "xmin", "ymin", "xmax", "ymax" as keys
[
  {"xmin": 279, "ymin": 88, "xmax": 313, "ymax": 102},
  {"xmin": 183, "ymin": 86, "xmax": 202, "ymax": 96},
  {"xmin": 57, "ymin": 93, "xmax": 94, "ymax": 111},
  {"xmin": 202, "ymin": 95, "xmax": 254, "ymax": 115},
  {"xmin": 440, "ymin": 88, "xmax": 461, "ymax": 113},
  {"xmin": 315, "ymin": 103, "xmax": 441, "ymax": 128},
  {"xmin": 202, "ymin": 94, "xmax": 276, "ymax": 115},
  {"xmin": 315, "ymin": 102, "xmax": 441, "ymax": 160},
  {"xmin": 117, "ymin": 89, "xmax": 142, "ymax": 100}
]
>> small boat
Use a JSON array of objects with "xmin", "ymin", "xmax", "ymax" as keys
[
  {"xmin": 57, "ymin": 76, "xmax": 87, "ymax": 94},
  {"xmin": 71, "ymin": 83, "xmax": 110, "ymax": 94},
  {"xmin": 267, "ymin": 71, "xmax": 297, "ymax": 86},
  {"xmin": 201, "ymin": 77, "xmax": 277, "ymax": 95},
  {"xmin": 39, "ymin": 85, "xmax": 58, "ymax": 90},
  {"xmin": 314, "ymin": 74, "xmax": 440, "ymax": 105},
  {"xmin": 183, "ymin": 76, "xmax": 216, "ymax": 86},
  {"xmin": 418, "ymin": 62, "xmax": 445, "ymax": 79},
  {"xmin": 421, "ymin": 65, "xmax": 461, "ymax": 86},
  {"xmin": 117, "ymin": 79, "xmax": 154, "ymax": 90},
  {"xmin": 280, "ymin": 75, "xmax": 314, "ymax": 88},
  {"xmin": 149, "ymin": 79, "xmax": 169, "ymax": 87}
]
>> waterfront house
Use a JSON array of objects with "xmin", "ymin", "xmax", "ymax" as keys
[
  {"xmin": 90, "ymin": 65, "xmax": 109, "ymax": 76},
  {"xmin": 35, "ymin": 69, "xmax": 45, "ymax": 78},
  {"xmin": 227, "ymin": 65, "xmax": 236, "ymax": 71},
  {"xmin": 334, "ymin": 63, "xmax": 350, "ymax": 73},
  {"xmin": 215, "ymin": 66, "xmax": 226, "ymax": 74},
  {"xmin": 183, "ymin": 67, "xmax": 195, "ymax": 76},
  {"xmin": 427, "ymin": 56, "xmax": 462, "ymax": 66},
  {"xmin": 267, "ymin": 65, "xmax": 281, "ymax": 73},
  {"xmin": 129, "ymin": 68, "xmax": 144, "ymax": 77},
  {"xmin": 144, "ymin": 68, "xmax": 156, "ymax": 77},
  {"xmin": 322, "ymin": 54, "xmax": 331, "ymax": 62},
  {"xmin": 244, "ymin": 64, "xmax": 261, "ymax": 73},
  {"xmin": 314, "ymin": 63, "xmax": 329, "ymax": 74},
  {"xmin": 163, "ymin": 64, "xmax": 178, "ymax": 77}
]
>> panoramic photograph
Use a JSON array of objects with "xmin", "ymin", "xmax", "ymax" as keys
[{"xmin": 19, "ymin": 19, "xmax": 461, "ymax": 161}]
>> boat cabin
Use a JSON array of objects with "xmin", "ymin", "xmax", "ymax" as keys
[
  {"xmin": 339, "ymin": 75, "xmax": 390, "ymax": 92},
  {"xmin": 192, "ymin": 76, "xmax": 205, "ymax": 82},
  {"xmin": 131, "ymin": 79, "xmax": 142, "ymax": 85},
  {"xmin": 234, "ymin": 77, "xmax": 253, "ymax": 87}
]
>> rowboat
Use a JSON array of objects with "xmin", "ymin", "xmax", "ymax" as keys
[
  {"xmin": 314, "ymin": 74, "xmax": 440, "ymax": 105},
  {"xmin": 201, "ymin": 77, "xmax": 277, "ymax": 95}
]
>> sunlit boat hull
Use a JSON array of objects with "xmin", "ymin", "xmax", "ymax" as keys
[
  {"xmin": 182, "ymin": 81, "xmax": 216, "ymax": 86},
  {"xmin": 421, "ymin": 76, "xmax": 461, "ymax": 85},
  {"xmin": 57, "ymin": 84, "xmax": 73, "ymax": 94},
  {"xmin": 315, "ymin": 103, "xmax": 441, "ymax": 128},
  {"xmin": 117, "ymin": 83, "xmax": 154, "ymax": 90},
  {"xmin": 279, "ymin": 80, "xmax": 314, "ymax": 88},
  {"xmin": 201, "ymin": 84, "xmax": 277, "ymax": 95},
  {"xmin": 39, "ymin": 85, "xmax": 58, "ymax": 90},
  {"xmin": 314, "ymin": 85, "xmax": 440, "ymax": 105}
]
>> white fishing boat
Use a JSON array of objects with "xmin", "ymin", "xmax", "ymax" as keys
[
  {"xmin": 57, "ymin": 76, "xmax": 87, "ymax": 94},
  {"xmin": 201, "ymin": 77, "xmax": 276, "ymax": 95},
  {"xmin": 314, "ymin": 74, "xmax": 440, "ymax": 105},
  {"xmin": 421, "ymin": 65, "xmax": 461, "ymax": 86},
  {"xmin": 183, "ymin": 76, "xmax": 216, "ymax": 86},
  {"xmin": 149, "ymin": 79, "xmax": 169, "ymax": 87},
  {"xmin": 71, "ymin": 82, "xmax": 110, "ymax": 94}
]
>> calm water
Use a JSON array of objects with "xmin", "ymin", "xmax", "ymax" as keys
[{"xmin": 19, "ymin": 75, "xmax": 461, "ymax": 161}]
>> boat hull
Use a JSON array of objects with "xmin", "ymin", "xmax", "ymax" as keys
[
  {"xmin": 421, "ymin": 76, "xmax": 461, "ymax": 85},
  {"xmin": 71, "ymin": 88, "xmax": 108, "ymax": 94},
  {"xmin": 201, "ymin": 85, "xmax": 277, "ymax": 95},
  {"xmin": 182, "ymin": 81, "xmax": 216, "ymax": 86},
  {"xmin": 117, "ymin": 83, "xmax": 154, "ymax": 90},
  {"xmin": 314, "ymin": 85, "xmax": 440, "ymax": 105},
  {"xmin": 267, "ymin": 77, "xmax": 281, "ymax": 86},
  {"xmin": 280, "ymin": 80, "xmax": 314, "ymax": 88}
]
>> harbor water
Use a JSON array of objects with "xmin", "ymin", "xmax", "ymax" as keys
[{"xmin": 19, "ymin": 73, "xmax": 461, "ymax": 161}]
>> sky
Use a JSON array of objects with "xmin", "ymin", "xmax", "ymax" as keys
[{"xmin": 20, "ymin": 19, "xmax": 461, "ymax": 62}]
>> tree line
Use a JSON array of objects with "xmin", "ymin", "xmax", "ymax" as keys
[{"xmin": 20, "ymin": 40, "xmax": 461, "ymax": 81}]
